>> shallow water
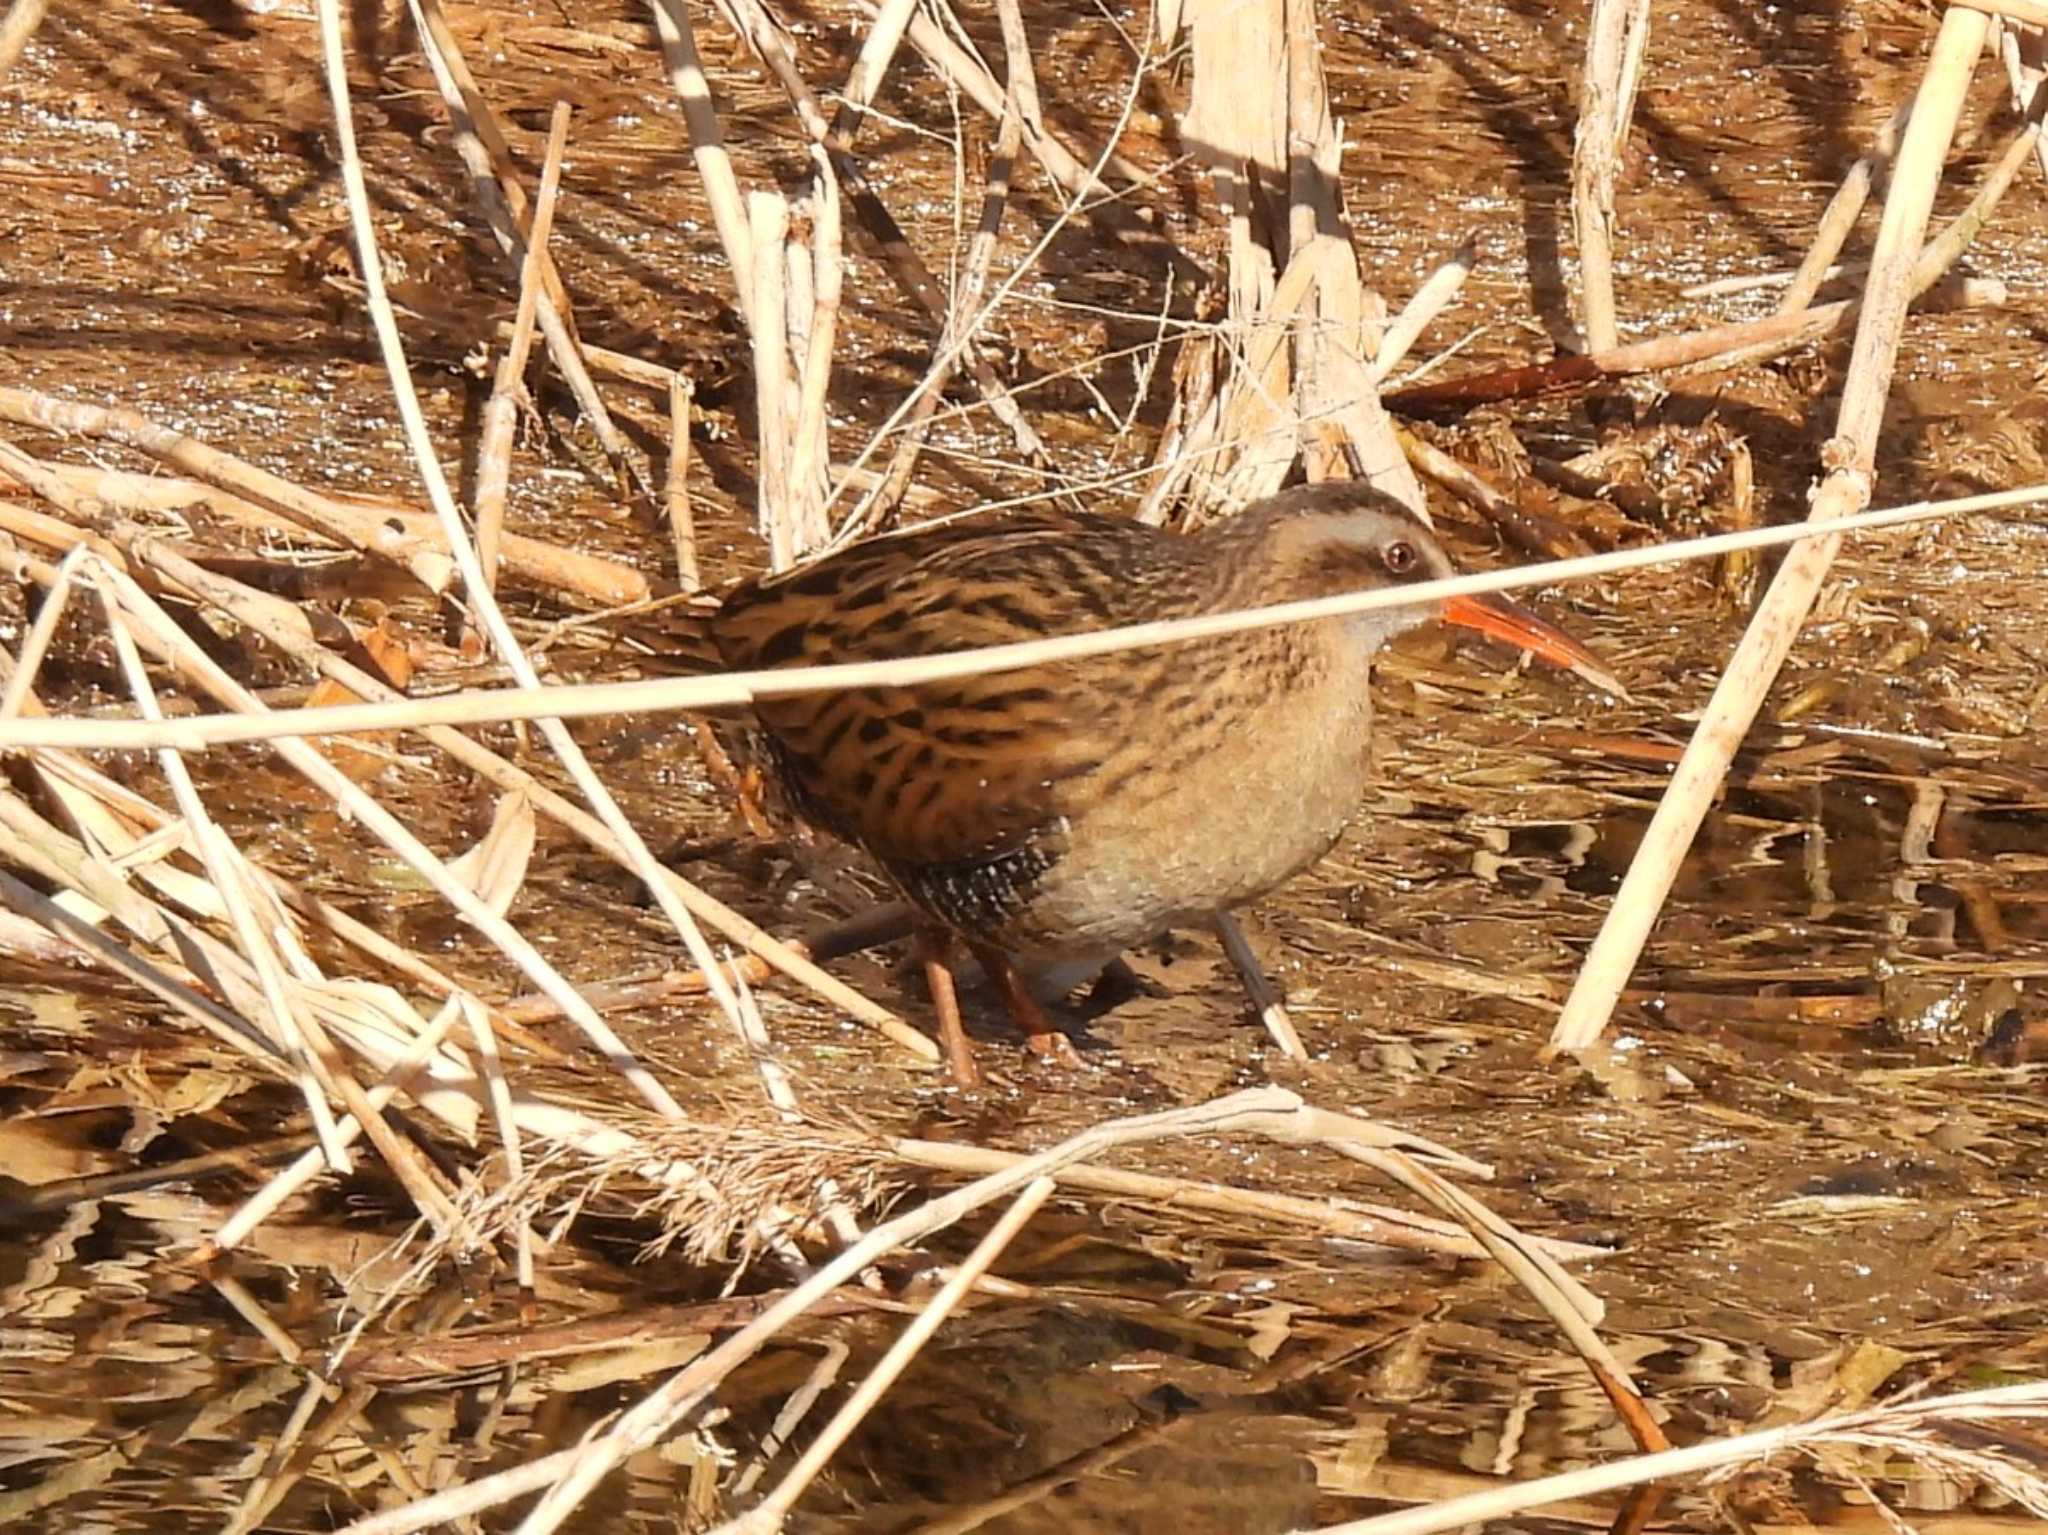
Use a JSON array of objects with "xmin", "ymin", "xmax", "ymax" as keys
[{"xmin": 1, "ymin": 0, "xmax": 2045, "ymax": 1531}]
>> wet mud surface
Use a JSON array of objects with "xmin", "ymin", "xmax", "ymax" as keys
[{"xmin": 1, "ymin": 0, "xmax": 2045, "ymax": 1530}]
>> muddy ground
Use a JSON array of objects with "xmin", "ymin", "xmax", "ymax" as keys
[{"xmin": 0, "ymin": 0, "xmax": 2045, "ymax": 1531}]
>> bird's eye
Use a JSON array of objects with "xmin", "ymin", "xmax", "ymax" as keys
[{"xmin": 1382, "ymin": 539, "xmax": 1418, "ymax": 575}]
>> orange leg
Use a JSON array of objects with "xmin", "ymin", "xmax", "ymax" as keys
[
  {"xmin": 968, "ymin": 942, "xmax": 1084, "ymax": 1068},
  {"xmin": 915, "ymin": 928, "xmax": 981, "ymax": 1089}
]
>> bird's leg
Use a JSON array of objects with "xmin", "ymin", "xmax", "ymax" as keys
[
  {"xmin": 684, "ymin": 713, "xmax": 777, "ymax": 840},
  {"xmin": 915, "ymin": 926, "xmax": 981, "ymax": 1088},
  {"xmin": 1085, "ymin": 955, "xmax": 1146, "ymax": 1009},
  {"xmin": 1212, "ymin": 913, "xmax": 1309, "ymax": 1061},
  {"xmin": 968, "ymin": 941, "xmax": 1085, "ymax": 1068}
]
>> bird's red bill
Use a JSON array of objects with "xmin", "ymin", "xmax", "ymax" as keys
[{"xmin": 1440, "ymin": 593, "xmax": 1627, "ymax": 698}]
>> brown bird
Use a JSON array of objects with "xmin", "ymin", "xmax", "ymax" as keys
[{"xmin": 709, "ymin": 481, "xmax": 1612, "ymax": 1086}]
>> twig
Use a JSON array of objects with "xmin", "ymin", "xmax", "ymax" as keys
[
  {"xmin": 872, "ymin": 0, "xmax": 1208, "ymax": 283},
  {"xmin": 0, "ymin": 386, "xmax": 454, "ymax": 591},
  {"xmin": 0, "ymin": 458, "xmax": 648, "ymax": 606},
  {"xmin": 1388, "ymin": 110, "xmax": 2024, "ymax": 419},
  {"xmin": 885, "ymin": 1136, "xmax": 1612, "ymax": 1261},
  {"xmin": 838, "ymin": 0, "xmax": 1028, "ymax": 539},
  {"xmin": 646, "ymin": 0, "xmax": 756, "ymax": 319},
  {"xmin": 787, "ymin": 147, "xmax": 842, "ymax": 545},
  {"xmin": 1547, "ymin": 5, "xmax": 1993, "ymax": 1053},
  {"xmin": 750, "ymin": 190, "xmax": 797, "ymax": 568}
]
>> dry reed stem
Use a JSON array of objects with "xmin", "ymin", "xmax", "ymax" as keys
[
  {"xmin": 1391, "ymin": 115, "xmax": 2021, "ymax": 415},
  {"xmin": 1548, "ymin": 5, "xmax": 1993, "ymax": 1054},
  {"xmin": 213, "ymin": 999, "xmax": 464, "ymax": 1253},
  {"xmin": 822, "ymin": 36, "xmax": 1150, "ymax": 521},
  {"xmin": 1778, "ymin": 97, "xmax": 1914, "ymax": 314},
  {"xmin": 14, "ymin": 482, "xmax": 2036, "ymax": 757},
  {"xmin": 885, "ymin": 1137, "xmax": 1610, "ymax": 1261},
  {"xmin": 750, "ymin": 190, "xmax": 798, "ymax": 566},
  {"xmin": 1960, "ymin": 0, "xmax": 2048, "ymax": 27},
  {"xmin": 0, "ymin": 386, "xmax": 454, "ymax": 591},
  {"xmin": 101, "ymin": 588, "xmax": 353, "ymax": 1176},
  {"xmin": 1302, "ymin": 1382, "xmax": 2048, "ymax": 1535},
  {"xmin": 0, "ymin": 459, "xmax": 647, "ymax": 605},
  {"xmin": 437, "ymin": 1089, "xmax": 1309, "ymax": 1534},
  {"xmin": 877, "ymin": 0, "xmax": 1204, "ymax": 282},
  {"xmin": 475, "ymin": 100, "xmax": 572, "ymax": 602},
  {"xmin": 705, "ymin": 0, "xmax": 1049, "ymax": 470},
  {"xmin": 406, "ymin": 0, "xmax": 644, "ymax": 500},
  {"xmin": 725, "ymin": 1179, "xmax": 1057, "ymax": 1532},
  {"xmin": 0, "ymin": 541, "xmax": 83, "ymax": 720},
  {"xmin": 829, "ymin": 0, "xmax": 919, "ymax": 148},
  {"xmin": 123, "ymin": 533, "xmax": 696, "ymax": 1143},
  {"xmin": 1999, "ymin": 19, "xmax": 2048, "ymax": 173},
  {"xmin": 1571, "ymin": 0, "xmax": 1650, "ymax": 350},
  {"xmin": 729, "ymin": 1340, "xmax": 850, "ymax": 1498}
]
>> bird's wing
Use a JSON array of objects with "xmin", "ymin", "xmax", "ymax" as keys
[{"xmin": 709, "ymin": 511, "xmax": 1187, "ymax": 869}]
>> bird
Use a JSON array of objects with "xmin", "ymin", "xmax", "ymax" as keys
[{"xmin": 707, "ymin": 481, "xmax": 1613, "ymax": 1086}]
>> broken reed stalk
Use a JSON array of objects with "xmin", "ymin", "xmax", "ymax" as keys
[
  {"xmin": 821, "ymin": 28, "xmax": 1153, "ymax": 520},
  {"xmin": 10, "ymin": 485, "xmax": 2038, "ymax": 755},
  {"xmin": 474, "ymin": 100, "xmax": 572, "ymax": 604},
  {"xmin": 871, "ymin": 0, "xmax": 1207, "ymax": 284},
  {"xmin": 1548, "ymin": 4, "xmax": 1994, "ymax": 1054},
  {"xmin": 1369, "ymin": 236, "xmax": 1478, "ymax": 384},
  {"xmin": 787, "ymin": 146, "xmax": 842, "ymax": 544},
  {"xmin": 647, "ymin": 0, "xmax": 756, "ymax": 318},
  {"xmin": 1570, "ymin": 0, "xmax": 1650, "ymax": 350},
  {"xmin": 1386, "ymin": 98, "xmax": 2024, "ymax": 417},
  {"xmin": 667, "ymin": 372, "xmax": 701, "ymax": 588},
  {"xmin": 705, "ymin": 0, "xmax": 1051, "ymax": 472},
  {"xmin": 884, "ymin": 1136, "xmax": 1611, "ymax": 1260},
  {"xmin": 1212, "ymin": 911, "xmax": 1308, "ymax": 1060},
  {"xmin": 1778, "ymin": 95, "xmax": 1914, "ymax": 315}
]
